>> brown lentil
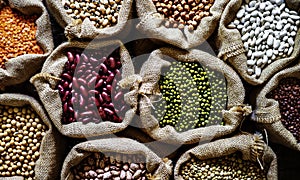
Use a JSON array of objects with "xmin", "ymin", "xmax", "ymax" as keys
[
  {"xmin": 72, "ymin": 152, "xmax": 148, "ymax": 180},
  {"xmin": 57, "ymin": 47, "xmax": 128, "ymax": 124},
  {"xmin": 0, "ymin": 6, "xmax": 43, "ymax": 69},
  {"xmin": 267, "ymin": 77, "xmax": 300, "ymax": 143},
  {"xmin": 0, "ymin": 105, "xmax": 47, "ymax": 180},
  {"xmin": 62, "ymin": 0, "xmax": 123, "ymax": 29},
  {"xmin": 179, "ymin": 152, "xmax": 267, "ymax": 180},
  {"xmin": 152, "ymin": 0, "xmax": 214, "ymax": 31}
]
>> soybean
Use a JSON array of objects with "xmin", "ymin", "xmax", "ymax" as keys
[{"xmin": 0, "ymin": 105, "xmax": 47, "ymax": 180}]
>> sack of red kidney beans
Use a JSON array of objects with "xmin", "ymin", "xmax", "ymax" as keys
[{"xmin": 30, "ymin": 40, "xmax": 138, "ymax": 138}]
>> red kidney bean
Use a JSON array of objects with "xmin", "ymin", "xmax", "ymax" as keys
[
  {"xmin": 81, "ymin": 111, "xmax": 94, "ymax": 116},
  {"xmin": 90, "ymin": 57, "xmax": 98, "ymax": 64},
  {"xmin": 62, "ymin": 73, "xmax": 72, "ymax": 81},
  {"xmin": 67, "ymin": 52, "xmax": 74, "ymax": 62},
  {"xmin": 63, "ymin": 81, "xmax": 69, "ymax": 89},
  {"xmin": 77, "ymin": 78, "xmax": 86, "ymax": 85},
  {"xmin": 109, "ymin": 57, "xmax": 116, "ymax": 69},
  {"xmin": 81, "ymin": 53, "xmax": 89, "ymax": 63},
  {"xmin": 63, "ymin": 102, "xmax": 68, "ymax": 112},
  {"xmin": 57, "ymin": 48, "xmax": 127, "ymax": 124},
  {"xmin": 82, "ymin": 118, "xmax": 91, "ymax": 124},
  {"xmin": 72, "ymin": 78, "xmax": 80, "ymax": 89},
  {"xmin": 106, "ymin": 85, "xmax": 112, "ymax": 93},
  {"xmin": 100, "ymin": 63, "xmax": 108, "ymax": 74},
  {"xmin": 98, "ymin": 94, "xmax": 104, "ymax": 104},
  {"xmin": 79, "ymin": 95, "xmax": 85, "ymax": 106},
  {"xmin": 68, "ymin": 106, "xmax": 74, "ymax": 113},
  {"xmin": 104, "ymin": 108, "xmax": 114, "ymax": 115},
  {"xmin": 75, "ymin": 54, "xmax": 80, "ymax": 65},
  {"xmin": 102, "ymin": 92, "xmax": 111, "ymax": 102},
  {"xmin": 114, "ymin": 92, "xmax": 123, "ymax": 101},
  {"xmin": 108, "ymin": 72, "xmax": 115, "ymax": 83},
  {"xmin": 95, "ymin": 79, "xmax": 104, "ymax": 89},
  {"xmin": 89, "ymin": 90, "xmax": 99, "ymax": 96},
  {"xmin": 62, "ymin": 91, "xmax": 70, "ymax": 102},
  {"xmin": 80, "ymin": 86, "xmax": 88, "ymax": 98}
]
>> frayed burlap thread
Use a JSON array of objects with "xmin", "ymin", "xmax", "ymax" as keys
[
  {"xmin": 61, "ymin": 138, "xmax": 172, "ymax": 180},
  {"xmin": 134, "ymin": 47, "xmax": 247, "ymax": 144},
  {"xmin": 0, "ymin": 0, "xmax": 53, "ymax": 88},
  {"xmin": 0, "ymin": 93, "xmax": 65, "ymax": 180},
  {"xmin": 30, "ymin": 40, "xmax": 136, "ymax": 138},
  {"xmin": 174, "ymin": 134, "xmax": 278, "ymax": 180},
  {"xmin": 253, "ymin": 62, "xmax": 300, "ymax": 151},
  {"xmin": 216, "ymin": 0, "xmax": 300, "ymax": 85}
]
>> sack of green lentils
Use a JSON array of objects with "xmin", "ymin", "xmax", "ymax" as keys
[
  {"xmin": 127, "ymin": 47, "xmax": 249, "ymax": 144},
  {"xmin": 174, "ymin": 133, "xmax": 277, "ymax": 180},
  {"xmin": 0, "ymin": 93, "xmax": 65, "ymax": 180},
  {"xmin": 0, "ymin": 0, "xmax": 53, "ymax": 88},
  {"xmin": 30, "ymin": 40, "xmax": 137, "ymax": 138},
  {"xmin": 45, "ymin": 0, "xmax": 133, "ymax": 40},
  {"xmin": 61, "ymin": 138, "xmax": 172, "ymax": 180},
  {"xmin": 216, "ymin": 0, "xmax": 300, "ymax": 85},
  {"xmin": 252, "ymin": 62, "xmax": 300, "ymax": 151},
  {"xmin": 135, "ymin": 0, "xmax": 230, "ymax": 49}
]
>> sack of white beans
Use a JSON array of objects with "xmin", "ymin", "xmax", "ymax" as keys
[
  {"xmin": 252, "ymin": 61, "xmax": 300, "ymax": 151},
  {"xmin": 45, "ymin": 0, "xmax": 133, "ymax": 40},
  {"xmin": 123, "ymin": 47, "xmax": 250, "ymax": 144},
  {"xmin": 0, "ymin": 0, "xmax": 53, "ymax": 88},
  {"xmin": 135, "ymin": 0, "xmax": 230, "ymax": 49},
  {"xmin": 30, "ymin": 40, "xmax": 137, "ymax": 138},
  {"xmin": 174, "ymin": 133, "xmax": 278, "ymax": 180},
  {"xmin": 216, "ymin": 0, "xmax": 300, "ymax": 85},
  {"xmin": 61, "ymin": 138, "xmax": 172, "ymax": 180},
  {"xmin": 0, "ymin": 93, "xmax": 65, "ymax": 180}
]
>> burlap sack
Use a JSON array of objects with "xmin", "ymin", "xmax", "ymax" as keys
[
  {"xmin": 0, "ymin": 93, "xmax": 65, "ymax": 180},
  {"xmin": 126, "ymin": 47, "xmax": 250, "ymax": 144},
  {"xmin": 30, "ymin": 40, "xmax": 137, "ymax": 138},
  {"xmin": 136, "ymin": 0, "xmax": 230, "ymax": 49},
  {"xmin": 45, "ymin": 0, "xmax": 133, "ymax": 40},
  {"xmin": 216, "ymin": 0, "xmax": 300, "ymax": 85},
  {"xmin": 174, "ymin": 133, "xmax": 278, "ymax": 180},
  {"xmin": 252, "ymin": 62, "xmax": 300, "ymax": 151},
  {"xmin": 61, "ymin": 138, "xmax": 172, "ymax": 180},
  {"xmin": 0, "ymin": 0, "xmax": 53, "ymax": 88}
]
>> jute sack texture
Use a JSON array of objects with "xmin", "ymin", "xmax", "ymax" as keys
[
  {"xmin": 0, "ymin": 93, "xmax": 65, "ymax": 180},
  {"xmin": 45, "ymin": 0, "xmax": 133, "ymax": 40},
  {"xmin": 174, "ymin": 134, "xmax": 278, "ymax": 180},
  {"xmin": 61, "ymin": 138, "xmax": 172, "ymax": 180},
  {"xmin": 0, "ymin": 0, "xmax": 53, "ymax": 88},
  {"xmin": 252, "ymin": 62, "xmax": 300, "ymax": 151},
  {"xmin": 134, "ymin": 47, "xmax": 248, "ymax": 144},
  {"xmin": 136, "ymin": 0, "xmax": 230, "ymax": 49},
  {"xmin": 216, "ymin": 0, "xmax": 300, "ymax": 85},
  {"xmin": 30, "ymin": 40, "xmax": 136, "ymax": 138}
]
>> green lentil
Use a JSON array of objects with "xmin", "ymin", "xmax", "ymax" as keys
[
  {"xmin": 180, "ymin": 152, "xmax": 267, "ymax": 180},
  {"xmin": 153, "ymin": 61, "xmax": 227, "ymax": 132}
]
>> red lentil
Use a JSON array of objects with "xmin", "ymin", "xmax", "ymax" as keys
[{"xmin": 0, "ymin": 6, "xmax": 43, "ymax": 69}]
